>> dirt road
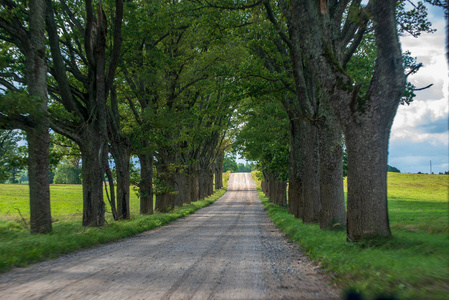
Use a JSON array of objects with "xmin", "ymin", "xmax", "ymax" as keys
[{"xmin": 0, "ymin": 173, "xmax": 340, "ymax": 299}]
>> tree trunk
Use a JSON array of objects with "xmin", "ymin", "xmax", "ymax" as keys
[
  {"xmin": 207, "ymin": 166, "xmax": 214, "ymax": 196},
  {"xmin": 190, "ymin": 168, "xmax": 199, "ymax": 202},
  {"xmin": 318, "ymin": 102, "xmax": 346, "ymax": 229},
  {"xmin": 214, "ymin": 151, "xmax": 224, "ymax": 190},
  {"xmin": 198, "ymin": 166, "xmax": 208, "ymax": 200},
  {"xmin": 267, "ymin": 172, "xmax": 275, "ymax": 202},
  {"xmin": 261, "ymin": 180, "xmax": 267, "ymax": 196},
  {"xmin": 275, "ymin": 180, "xmax": 287, "ymax": 206},
  {"xmin": 27, "ymin": 126, "xmax": 51, "ymax": 233},
  {"xmin": 80, "ymin": 135, "xmax": 106, "ymax": 227},
  {"xmin": 329, "ymin": 0, "xmax": 404, "ymax": 240},
  {"xmin": 155, "ymin": 150, "xmax": 175, "ymax": 212},
  {"xmin": 174, "ymin": 170, "xmax": 189, "ymax": 207},
  {"xmin": 105, "ymin": 165, "xmax": 118, "ymax": 220},
  {"xmin": 27, "ymin": 0, "xmax": 52, "ymax": 233},
  {"xmin": 287, "ymin": 119, "xmax": 302, "ymax": 218},
  {"xmin": 113, "ymin": 147, "xmax": 131, "ymax": 220},
  {"xmin": 138, "ymin": 153, "xmax": 153, "ymax": 215},
  {"xmin": 345, "ymin": 124, "xmax": 391, "ymax": 241},
  {"xmin": 300, "ymin": 120, "xmax": 321, "ymax": 224}
]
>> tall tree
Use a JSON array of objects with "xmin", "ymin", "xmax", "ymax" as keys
[
  {"xmin": 0, "ymin": 0, "xmax": 52, "ymax": 233},
  {"xmin": 46, "ymin": 0, "xmax": 123, "ymax": 226},
  {"xmin": 234, "ymin": 3, "xmax": 346, "ymax": 228},
  {"xmin": 265, "ymin": 0, "xmax": 406, "ymax": 240}
]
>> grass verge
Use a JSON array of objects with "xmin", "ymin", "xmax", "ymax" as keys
[
  {"xmin": 252, "ymin": 171, "xmax": 448, "ymax": 300},
  {"xmin": 0, "ymin": 171, "xmax": 230, "ymax": 273}
]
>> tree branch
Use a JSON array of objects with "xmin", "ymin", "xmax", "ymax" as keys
[
  {"xmin": 413, "ymin": 83, "xmax": 433, "ymax": 91},
  {"xmin": 0, "ymin": 77, "xmax": 20, "ymax": 92},
  {"xmin": 105, "ymin": 0, "xmax": 124, "ymax": 98},
  {"xmin": 263, "ymin": 1, "xmax": 293, "ymax": 51},
  {"xmin": 45, "ymin": 0, "xmax": 83, "ymax": 118}
]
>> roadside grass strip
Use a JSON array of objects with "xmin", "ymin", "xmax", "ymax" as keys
[
  {"xmin": 0, "ymin": 171, "xmax": 230, "ymax": 272},
  {"xmin": 252, "ymin": 171, "xmax": 449, "ymax": 300}
]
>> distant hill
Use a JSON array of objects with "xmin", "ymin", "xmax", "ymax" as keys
[{"xmin": 387, "ymin": 165, "xmax": 401, "ymax": 173}]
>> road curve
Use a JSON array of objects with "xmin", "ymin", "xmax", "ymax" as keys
[{"xmin": 0, "ymin": 173, "xmax": 340, "ymax": 299}]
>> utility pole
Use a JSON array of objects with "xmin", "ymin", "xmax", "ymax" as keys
[{"xmin": 430, "ymin": 160, "xmax": 432, "ymax": 174}]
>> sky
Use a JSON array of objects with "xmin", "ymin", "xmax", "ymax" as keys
[{"xmin": 389, "ymin": 4, "xmax": 448, "ymax": 174}]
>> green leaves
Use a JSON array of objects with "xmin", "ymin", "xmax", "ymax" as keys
[{"xmin": 0, "ymin": 129, "xmax": 27, "ymax": 183}]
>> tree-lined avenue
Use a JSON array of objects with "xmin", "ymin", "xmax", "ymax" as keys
[{"xmin": 0, "ymin": 173, "xmax": 339, "ymax": 299}]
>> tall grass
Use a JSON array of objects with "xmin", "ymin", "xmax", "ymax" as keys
[
  {"xmin": 252, "ymin": 171, "xmax": 448, "ymax": 300},
  {"xmin": 0, "ymin": 171, "xmax": 230, "ymax": 272}
]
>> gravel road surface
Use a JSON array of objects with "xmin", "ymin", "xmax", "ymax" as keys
[{"xmin": 0, "ymin": 173, "xmax": 340, "ymax": 299}]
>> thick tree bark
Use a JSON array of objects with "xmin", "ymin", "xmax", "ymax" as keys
[
  {"xmin": 0, "ymin": 0, "xmax": 52, "ymax": 232},
  {"xmin": 198, "ymin": 163, "xmax": 213, "ymax": 200},
  {"xmin": 27, "ymin": 0, "xmax": 52, "ymax": 233},
  {"xmin": 174, "ymin": 170, "xmax": 190, "ymax": 207},
  {"xmin": 287, "ymin": 119, "xmax": 302, "ymax": 218},
  {"xmin": 155, "ymin": 150, "xmax": 175, "ymax": 212},
  {"xmin": 138, "ymin": 153, "xmax": 154, "ymax": 215},
  {"xmin": 214, "ymin": 151, "xmax": 224, "ymax": 190},
  {"xmin": 334, "ymin": 1, "xmax": 404, "ymax": 240},
  {"xmin": 80, "ymin": 136, "xmax": 106, "ymax": 227},
  {"xmin": 345, "ymin": 125, "xmax": 392, "ymax": 240},
  {"xmin": 27, "ymin": 126, "xmax": 51, "ymax": 233},
  {"xmin": 112, "ymin": 148, "xmax": 131, "ymax": 219},
  {"xmin": 266, "ymin": 172, "xmax": 274, "ymax": 202},
  {"xmin": 207, "ymin": 167, "xmax": 214, "ymax": 196},
  {"xmin": 267, "ymin": 0, "xmax": 404, "ymax": 240},
  {"xmin": 300, "ymin": 120, "xmax": 321, "ymax": 224},
  {"xmin": 190, "ymin": 167, "xmax": 199, "ymax": 202},
  {"xmin": 275, "ymin": 180, "xmax": 287, "ymax": 206},
  {"xmin": 318, "ymin": 102, "xmax": 346, "ymax": 229}
]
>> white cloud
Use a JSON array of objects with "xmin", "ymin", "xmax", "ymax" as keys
[{"xmin": 389, "ymin": 6, "xmax": 448, "ymax": 173}]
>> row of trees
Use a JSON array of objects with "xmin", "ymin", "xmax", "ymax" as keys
[
  {"xmin": 230, "ymin": 0, "xmax": 440, "ymax": 241},
  {"xmin": 0, "ymin": 0, "xmax": 243, "ymax": 233},
  {"xmin": 0, "ymin": 0, "xmax": 444, "ymax": 242}
]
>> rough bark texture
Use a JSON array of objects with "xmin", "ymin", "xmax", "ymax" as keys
[
  {"xmin": 138, "ymin": 153, "xmax": 154, "ymax": 215},
  {"xmin": 155, "ymin": 150, "xmax": 175, "ymax": 212},
  {"xmin": 0, "ymin": 0, "xmax": 52, "ymax": 233},
  {"xmin": 174, "ymin": 170, "xmax": 190, "ymax": 207},
  {"xmin": 317, "ymin": 102, "xmax": 346, "ymax": 229},
  {"xmin": 114, "ymin": 149, "xmax": 131, "ymax": 220},
  {"xmin": 287, "ymin": 119, "xmax": 302, "ymax": 219},
  {"xmin": 26, "ymin": 0, "xmax": 52, "ymax": 234},
  {"xmin": 333, "ymin": 1, "xmax": 404, "ymax": 240},
  {"xmin": 270, "ymin": 0, "xmax": 405, "ymax": 240},
  {"xmin": 190, "ymin": 169, "xmax": 199, "ymax": 202},
  {"xmin": 300, "ymin": 121, "xmax": 321, "ymax": 224},
  {"xmin": 274, "ymin": 179, "xmax": 287, "ymax": 206},
  {"xmin": 198, "ymin": 163, "xmax": 213, "ymax": 200},
  {"xmin": 80, "ymin": 137, "xmax": 106, "ymax": 227},
  {"xmin": 27, "ymin": 126, "xmax": 51, "ymax": 233}
]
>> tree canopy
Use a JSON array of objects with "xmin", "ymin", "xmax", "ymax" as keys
[{"xmin": 0, "ymin": 0, "xmax": 440, "ymax": 241}]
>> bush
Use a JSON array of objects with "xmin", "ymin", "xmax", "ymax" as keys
[{"xmin": 54, "ymin": 163, "xmax": 81, "ymax": 184}]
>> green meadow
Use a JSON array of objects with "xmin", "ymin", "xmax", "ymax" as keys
[
  {"xmin": 0, "ymin": 172, "xmax": 230, "ymax": 272},
  {"xmin": 253, "ymin": 171, "xmax": 448, "ymax": 300}
]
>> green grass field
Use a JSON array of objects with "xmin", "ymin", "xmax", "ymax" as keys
[
  {"xmin": 253, "ymin": 171, "xmax": 448, "ymax": 300},
  {"xmin": 0, "ymin": 172, "xmax": 230, "ymax": 272}
]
